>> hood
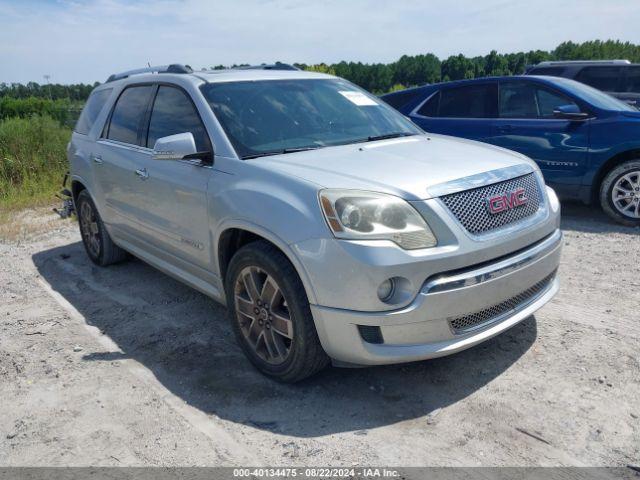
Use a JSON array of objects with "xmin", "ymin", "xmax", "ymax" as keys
[{"xmin": 256, "ymin": 134, "xmax": 536, "ymax": 200}]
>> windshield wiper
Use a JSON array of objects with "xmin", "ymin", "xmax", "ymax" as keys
[
  {"xmin": 242, "ymin": 145, "xmax": 323, "ymax": 160},
  {"xmin": 365, "ymin": 132, "xmax": 417, "ymax": 142}
]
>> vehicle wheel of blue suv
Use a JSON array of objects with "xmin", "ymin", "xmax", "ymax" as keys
[
  {"xmin": 76, "ymin": 190, "xmax": 129, "ymax": 266},
  {"xmin": 225, "ymin": 240, "xmax": 330, "ymax": 382},
  {"xmin": 600, "ymin": 160, "xmax": 640, "ymax": 226}
]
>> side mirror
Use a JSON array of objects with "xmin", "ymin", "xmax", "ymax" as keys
[
  {"xmin": 152, "ymin": 132, "xmax": 213, "ymax": 164},
  {"xmin": 553, "ymin": 104, "xmax": 590, "ymax": 121}
]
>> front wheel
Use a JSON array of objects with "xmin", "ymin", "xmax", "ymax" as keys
[
  {"xmin": 600, "ymin": 160, "xmax": 640, "ymax": 226},
  {"xmin": 225, "ymin": 241, "xmax": 329, "ymax": 382}
]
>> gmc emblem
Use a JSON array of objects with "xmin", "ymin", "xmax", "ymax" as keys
[{"xmin": 486, "ymin": 187, "xmax": 528, "ymax": 215}]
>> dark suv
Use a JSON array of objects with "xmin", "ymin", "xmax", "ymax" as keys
[{"xmin": 525, "ymin": 60, "xmax": 640, "ymax": 106}]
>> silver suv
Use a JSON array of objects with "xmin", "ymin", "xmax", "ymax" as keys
[{"xmin": 69, "ymin": 64, "xmax": 562, "ymax": 382}]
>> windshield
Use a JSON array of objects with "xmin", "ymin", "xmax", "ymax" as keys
[
  {"xmin": 551, "ymin": 77, "xmax": 637, "ymax": 112},
  {"xmin": 200, "ymin": 79, "xmax": 421, "ymax": 159}
]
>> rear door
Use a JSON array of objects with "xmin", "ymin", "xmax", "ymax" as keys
[
  {"xmin": 408, "ymin": 82, "xmax": 497, "ymax": 142},
  {"xmin": 93, "ymin": 84, "xmax": 156, "ymax": 235},
  {"xmin": 489, "ymin": 80, "xmax": 590, "ymax": 186}
]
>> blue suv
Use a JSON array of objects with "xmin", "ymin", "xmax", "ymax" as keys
[{"xmin": 382, "ymin": 76, "xmax": 640, "ymax": 226}]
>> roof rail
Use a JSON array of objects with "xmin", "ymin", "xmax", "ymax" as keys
[
  {"xmin": 237, "ymin": 63, "xmax": 299, "ymax": 71},
  {"xmin": 106, "ymin": 64, "xmax": 193, "ymax": 83},
  {"xmin": 535, "ymin": 59, "xmax": 631, "ymax": 67}
]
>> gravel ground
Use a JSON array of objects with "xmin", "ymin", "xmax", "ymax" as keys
[{"xmin": 0, "ymin": 203, "xmax": 638, "ymax": 467}]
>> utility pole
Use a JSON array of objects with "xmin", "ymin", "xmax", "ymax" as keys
[{"xmin": 43, "ymin": 74, "xmax": 52, "ymax": 99}]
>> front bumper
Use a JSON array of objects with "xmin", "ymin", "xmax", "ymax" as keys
[{"xmin": 310, "ymin": 229, "xmax": 562, "ymax": 366}]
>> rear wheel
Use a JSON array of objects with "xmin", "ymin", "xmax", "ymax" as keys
[
  {"xmin": 225, "ymin": 240, "xmax": 329, "ymax": 382},
  {"xmin": 76, "ymin": 190, "xmax": 128, "ymax": 266}
]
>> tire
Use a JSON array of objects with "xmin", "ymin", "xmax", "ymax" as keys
[
  {"xmin": 224, "ymin": 240, "xmax": 329, "ymax": 382},
  {"xmin": 599, "ymin": 160, "xmax": 640, "ymax": 227},
  {"xmin": 76, "ymin": 190, "xmax": 128, "ymax": 266}
]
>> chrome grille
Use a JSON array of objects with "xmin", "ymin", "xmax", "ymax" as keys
[
  {"xmin": 449, "ymin": 271, "xmax": 556, "ymax": 335},
  {"xmin": 440, "ymin": 173, "xmax": 541, "ymax": 235}
]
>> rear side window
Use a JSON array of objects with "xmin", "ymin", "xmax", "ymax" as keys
[
  {"xmin": 147, "ymin": 86, "xmax": 210, "ymax": 152},
  {"xmin": 383, "ymin": 88, "xmax": 426, "ymax": 110},
  {"xmin": 74, "ymin": 89, "xmax": 112, "ymax": 135},
  {"xmin": 107, "ymin": 85, "xmax": 154, "ymax": 146},
  {"xmin": 575, "ymin": 67, "xmax": 622, "ymax": 92},
  {"xmin": 416, "ymin": 92, "xmax": 440, "ymax": 117},
  {"xmin": 624, "ymin": 67, "xmax": 640, "ymax": 93},
  {"xmin": 499, "ymin": 82, "xmax": 578, "ymax": 118},
  {"xmin": 437, "ymin": 84, "xmax": 497, "ymax": 118}
]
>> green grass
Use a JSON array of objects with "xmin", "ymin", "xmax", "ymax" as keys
[{"xmin": 0, "ymin": 115, "xmax": 71, "ymax": 212}]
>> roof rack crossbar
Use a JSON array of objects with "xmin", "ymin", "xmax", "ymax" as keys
[
  {"xmin": 535, "ymin": 60, "xmax": 631, "ymax": 67},
  {"xmin": 236, "ymin": 63, "xmax": 299, "ymax": 71},
  {"xmin": 106, "ymin": 64, "xmax": 193, "ymax": 83}
]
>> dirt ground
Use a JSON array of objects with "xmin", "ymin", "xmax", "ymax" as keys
[{"xmin": 0, "ymin": 203, "xmax": 638, "ymax": 467}]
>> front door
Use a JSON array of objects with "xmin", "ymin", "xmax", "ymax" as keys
[
  {"xmin": 488, "ymin": 80, "xmax": 590, "ymax": 188},
  {"xmin": 132, "ymin": 84, "xmax": 214, "ymax": 271}
]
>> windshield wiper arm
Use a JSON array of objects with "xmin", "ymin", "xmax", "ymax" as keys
[
  {"xmin": 366, "ymin": 132, "xmax": 417, "ymax": 142},
  {"xmin": 242, "ymin": 145, "xmax": 323, "ymax": 160}
]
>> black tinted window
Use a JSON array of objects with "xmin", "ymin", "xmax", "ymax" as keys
[
  {"xmin": 528, "ymin": 67, "xmax": 566, "ymax": 77},
  {"xmin": 625, "ymin": 67, "xmax": 640, "ymax": 93},
  {"xmin": 500, "ymin": 82, "xmax": 577, "ymax": 118},
  {"xmin": 383, "ymin": 88, "xmax": 426, "ymax": 110},
  {"xmin": 416, "ymin": 92, "xmax": 440, "ymax": 117},
  {"xmin": 437, "ymin": 84, "xmax": 497, "ymax": 118},
  {"xmin": 147, "ymin": 86, "xmax": 210, "ymax": 151},
  {"xmin": 575, "ymin": 67, "xmax": 622, "ymax": 91},
  {"xmin": 107, "ymin": 86, "xmax": 154, "ymax": 145},
  {"xmin": 75, "ymin": 89, "xmax": 112, "ymax": 135}
]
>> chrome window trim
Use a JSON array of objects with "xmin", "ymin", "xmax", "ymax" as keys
[{"xmin": 97, "ymin": 138, "xmax": 152, "ymax": 154}]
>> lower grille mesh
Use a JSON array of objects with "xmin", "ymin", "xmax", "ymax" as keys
[{"xmin": 449, "ymin": 271, "xmax": 556, "ymax": 334}]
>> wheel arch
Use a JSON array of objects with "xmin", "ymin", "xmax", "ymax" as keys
[
  {"xmin": 215, "ymin": 222, "xmax": 318, "ymax": 305},
  {"xmin": 591, "ymin": 148, "xmax": 640, "ymax": 202}
]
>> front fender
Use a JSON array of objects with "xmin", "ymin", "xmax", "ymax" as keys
[{"xmin": 212, "ymin": 218, "xmax": 320, "ymax": 305}]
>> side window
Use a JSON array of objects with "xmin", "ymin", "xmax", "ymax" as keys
[
  {"xmin": 437, "ymin": 84, "xmax": 497, "ymax": 118},
  {"xmin": 500, "ymin": 82, "xmax": 578, "ymax": 118},
  {"xmin": 107, "ymin": 85, "xmax": 154, "ymax": 146},
  {"xmin": 499, "ymin": 83, "xmax": 538, "ymax": 118},
  {"xmin": 575, "ymin": 67, "xmax": 622, "ymax": 91},
  {"xmin": 624, "ymin": 67, "xmax": 640, "ymax": 93},
  {"xmin": 74, "ymin": 88, "xmax": 112, "ymax": 135},
  {"xmin": 147, "ymin": 86, "xmax": 210, "ymax": 152},
  {"xmin": 536, "ymin": 88, "xmax": 577, "ymax": 117},
  {"xmin": 416, "ymin": 92, "xmax": 440, "ymax": 117}
]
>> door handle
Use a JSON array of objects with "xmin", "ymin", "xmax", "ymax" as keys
[
  {"xmin": 134, "ymin": 168, "xmax": 149, "ymax": 180},
  {"xmin": 497, "ymin": 125, "xmax": 513, "ymax": 134},
  {"xmin": 90, "ymin": 153, "xmax": 103, "ymax": 164}
]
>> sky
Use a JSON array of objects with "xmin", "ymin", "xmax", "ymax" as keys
[{"xmin": 1, "ymin": 0, "xmax": 639, "ymax": 84}]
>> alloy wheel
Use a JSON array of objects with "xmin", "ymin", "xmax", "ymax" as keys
[
  {"xmin": 611, "ymin": 170, "xmax": 640, "ymax": 219},
  {"xmin": 79, "ymin": 201, "xmax": 101, "ymax": 258},
  {"xmin": 234, "ymin": 266, "xmax": 294, "ymax": 365}
]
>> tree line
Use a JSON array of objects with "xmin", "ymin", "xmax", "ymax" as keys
[{"xmin": 1, "ymin": 40, "xmax": 639, "ymax": 104}]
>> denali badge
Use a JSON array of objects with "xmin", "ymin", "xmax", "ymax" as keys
[{"xmin": 486, "ymin": 187, "xmax": 528, "ymax": 215}]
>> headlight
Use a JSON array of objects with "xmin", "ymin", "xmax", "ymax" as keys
[{"xmin": 319, "ymin": 190, "xmax": 437, "ymax": 249}]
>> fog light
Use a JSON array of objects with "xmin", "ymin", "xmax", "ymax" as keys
[{"xmin": 377, "ymin": 278, "xmax": 396, "ymax": 302}]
